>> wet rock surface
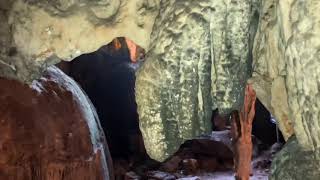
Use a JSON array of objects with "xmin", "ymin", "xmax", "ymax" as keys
[{"xmin": 0, "ymin": 66, "xmax": 112, "ymax": 179}]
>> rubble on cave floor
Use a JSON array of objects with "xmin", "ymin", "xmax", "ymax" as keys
[{"xmin": 114, "ymin": 130, "xmax": 283, "ymax": 180}]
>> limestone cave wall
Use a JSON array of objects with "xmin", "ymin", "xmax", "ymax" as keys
[
  {"xmin": 135, "ymin": 0, "xmax": 260, "ymax": 161},
  {"xmin": 253, "ymin": 0, "xmax": 320, "ymax": 155},
  {"xmin": 0, "ymin": 0, "xmax": 159, "ymax": 82},
  {"xmin": 0, "ymin": 0, "xmax": 320, "ymax": 179},
  {"xmin": 252, "ymin": 0, "xmax": 320, "ymax": 179}
]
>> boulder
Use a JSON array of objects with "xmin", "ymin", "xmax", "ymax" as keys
[
  {"xmin": 270, "ymin": 136, "xmax": 320, "ymax": 180},
  {"xmin": 0, "ymin": 66, "xmax": 113, "ymax": 179}
]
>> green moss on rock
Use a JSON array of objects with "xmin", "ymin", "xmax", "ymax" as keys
[
  {"xmin": 136, "ymin": 0, "xmax": 259, "ymax": 161},
  {"xmin": 270, "ymin": 136, "xmax": 320, "ymax": 180}
]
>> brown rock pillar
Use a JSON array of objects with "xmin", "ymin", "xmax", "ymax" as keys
[{"xmin": 231, "ymin": 84, "xmax": 256, "ymax": 180}]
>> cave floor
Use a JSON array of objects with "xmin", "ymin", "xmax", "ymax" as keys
[
  {"xmin": 195, "ymin": 170, "xmax": 268, "ymax": 180},
  {"xmin": 154, "ymin": 150, "xmax": 270, "ymax": 180},
  {"xmin": 120, "ymin": 152, "xmax": 271, "ymax": 180},
  {"xmin": 116, "ymin": 131, "xmax": 280, "ymax": 180}
]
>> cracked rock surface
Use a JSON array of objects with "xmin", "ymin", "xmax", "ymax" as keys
[
  {"xmin": 136, "ymin": 0, "xmax": 259, "ymax": 161},
  {"xmin": 253, "ymin": 0, "xmax": 320, "ymax": 178},
  {"xmin": 253, "ymin": 0, "xmax": 320, "ymax": 148}
]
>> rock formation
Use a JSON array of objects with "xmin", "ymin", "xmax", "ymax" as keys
[
  {"xmin": 252, "ymin": 0, "xmax": 320, "ymax": 179},
  {"xmin": 270, "ymin": 136, "xmax": 320, "ymax": 180},
  {"xmin": 231, "ymin": 84, "xmax": 256, "ymax": 180},
  {"xmin": 135, "ymin": 0, "xmax": 260, "ymax": 161},
  {"xmin": 0, "ymin": 66, "xmax": 113, "ymax": 179},
  {"xmin": 0, "ymin": 0, "xmax": 159, "ymax": 82}
]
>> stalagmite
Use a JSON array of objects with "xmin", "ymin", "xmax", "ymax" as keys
[{"xmin": 231, "ymin": 84, "xmax": 256, "ymax": 180}]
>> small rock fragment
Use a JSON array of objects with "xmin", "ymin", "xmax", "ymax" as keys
[
  {"xmin": 162, "ymin": 156, "xmax": 182, "ymax": 172},
  {"xmin": 125, "ymin": 171, "xmax": 141, "ymax": 180},
  {"xmin": 182, "ymin": 159, "xmax": 199, "ymax": 175},
  {"xmin": 147, "ymin": 171, "xmax": 176, "ymax": 180}
]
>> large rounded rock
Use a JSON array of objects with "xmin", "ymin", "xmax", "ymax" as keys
[
  {"xmin": 0, "ymin": 66, "xmax": 113, "ymax": 180},
  {"xmin": 270, "ymin": 136, "xmax": 320, "ymax": 180}
]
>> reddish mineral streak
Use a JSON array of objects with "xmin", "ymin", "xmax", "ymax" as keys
[
  {"xmin": 0, "ymin": 67, "xmax": 113, "ymax": 180},
  {"xmin": 125, "ymin": 38, "xmax": 138, "ymax": 63},
  {"xmin": 108, "ymin": 37, "xmax": 142, "ymax": 63},
  {"xmin": 231, "ymin": 84, "xmax": 257, "ymax": 180}
]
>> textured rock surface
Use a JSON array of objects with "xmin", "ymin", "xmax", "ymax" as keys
[
  {"xmin": 270, "ymin": 136, "xmax": 320, "ymax": 180},
  {"xmin": 251, "ymin": 0, "xmax": 293, "ymax": 141},
  {"xmin": 136, "ymin": 0, "xmax": 260, "ymax": 161},
  {"xmin": 252, "ymin": 0, "xmax": 320, "ymax": 147},
  {"xmin": 253, "ymin": 0, "xmax": 320, "ymax": 178},
  {"xmin": 0, "ymin": 0, "xmax": 159, "ymax": 82},
  {"xmin": 0, "ymin": 66, "xmax": 113, "ymax": 179}
]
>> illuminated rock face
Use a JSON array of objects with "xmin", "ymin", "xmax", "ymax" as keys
[
  {"xmin": 252, "ymin": 0, "xmax": 320, "ymax": 179},
  {"xmin": 0, "ymin": 0, "xmax": 159, "ymax": 82},
  {"xmin": 135, "ymin": 0, "xmax": 260, "ymax": 161},
  {"xmin": 253, "ymin": 0, "xmax": 320, "ymax": 151},
  {"xmin": 0, "ymin": 66, "xmax": 112, "ymax": 180}
]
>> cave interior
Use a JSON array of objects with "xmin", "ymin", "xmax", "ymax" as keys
[
  {"xmin": 56, "ymin": 38, "xmax": 285, "ymax": 179},
  {"xmin": 0, "ymin": 0, "xmax": 320, "ymax": 180}
]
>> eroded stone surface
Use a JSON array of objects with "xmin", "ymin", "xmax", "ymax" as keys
[
  {"xmin": 270, "ymin": 136, "xmax": 320, "ymax": 180},
  {"xmin": 136, "ymin": 0, "xmax": 260, "ymax": 161},
  {"xmin": 253, "ymin": 0, "xmax": 320, "ymax": 178},
  {"xmin": 251, "ymin": 0, "xmax": 293, "ymax": 141},
  {"xmin": 0, "ymin": 0, "xmax": 159, "ymax": 82},
  {"xmin": 0, "ymin": 66, "xmax": 112, "ymax": 179},
  {"xmin": 252, "ymin": 0, "xmax": 320, "ymax": 147}
]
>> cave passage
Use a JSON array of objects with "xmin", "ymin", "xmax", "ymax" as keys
[
  {"xmin": 56, "ymin": 38, "xmax": 285, "ymax": 179},
  {"xmin": 252, "ymin": 99, "xmax": 285, "ymax": 146},
  {"xmin": 57, "ymin": 37, "xmax": 147, "ymax": 164}
]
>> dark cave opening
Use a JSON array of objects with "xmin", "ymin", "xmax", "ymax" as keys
[
  {"xmin": 252, "ymin": 99, "xmax": 285, "ymax": 146},
  {"xmin": 212, "ymin": 99, "xmax": 285, "ymax": 147},
  {"xmin": 57, "ymin": 38, "xmax": 152, "ymax": 179}
]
